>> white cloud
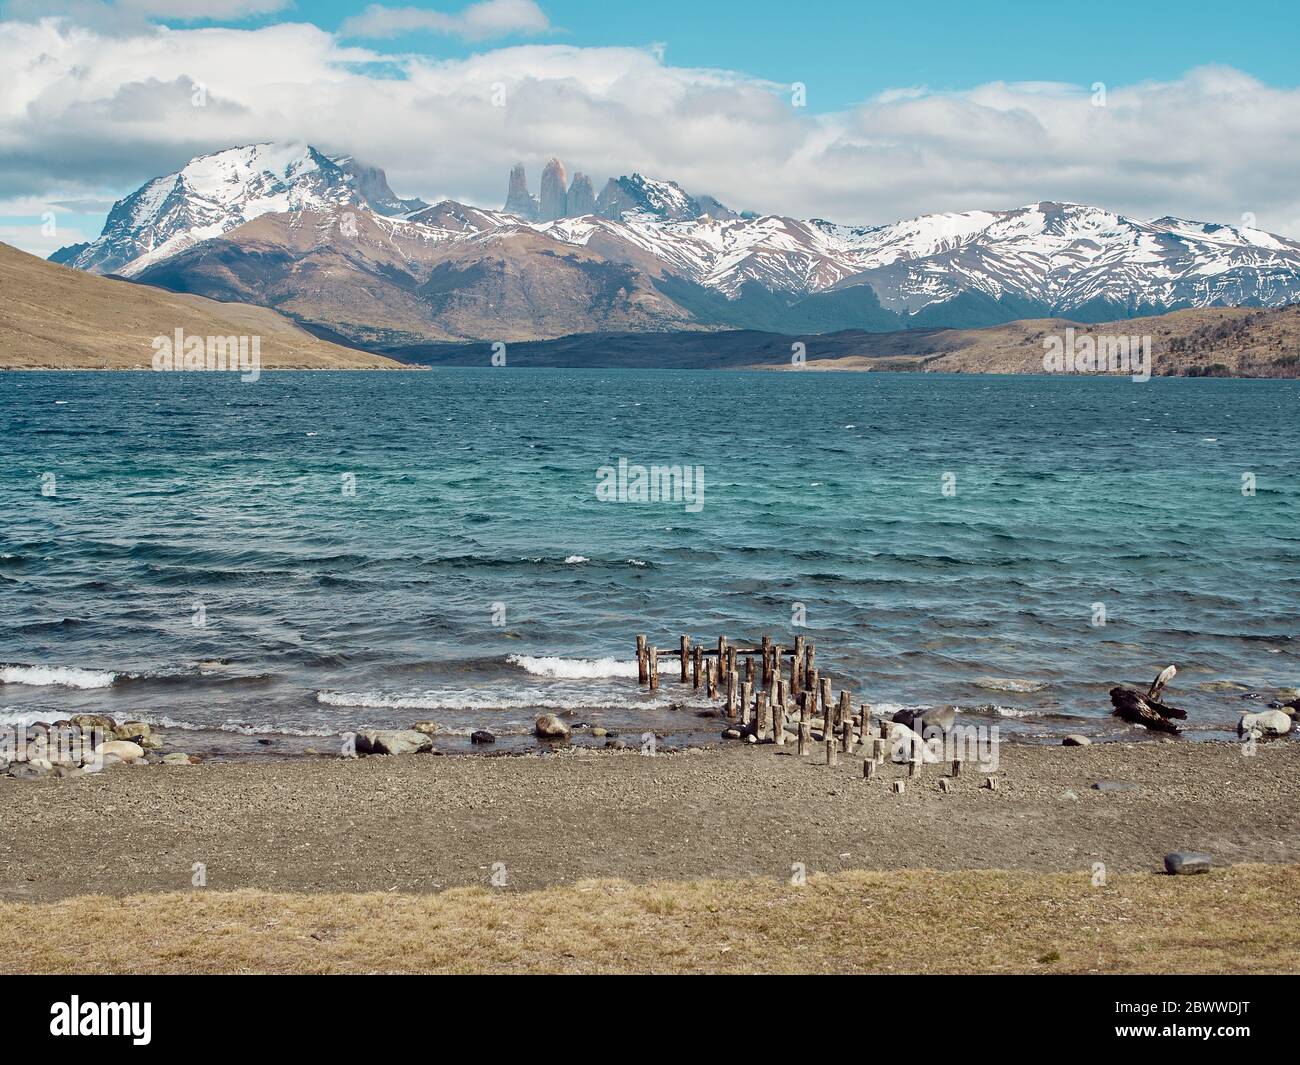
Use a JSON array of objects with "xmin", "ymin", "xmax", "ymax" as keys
[
  {"xmin": 3, "ymin": 15, "xmax": 1300, "ymax": 257},
  {"xmin": 341, "ymin": 1, "xmax": 550, "ymax": 41}
]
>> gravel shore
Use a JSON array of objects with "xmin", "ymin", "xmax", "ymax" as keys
[{"xmin": 2, "ymin": 739, "xmax": 1295, "ymax": 902}]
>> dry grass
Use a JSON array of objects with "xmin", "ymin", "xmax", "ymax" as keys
[{"xmin": 3, "ymin": 864, "xmax": 1296, "ymax": 975}]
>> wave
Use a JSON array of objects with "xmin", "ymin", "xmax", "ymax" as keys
[
  {"xmin": 971, "ymin": 676, "xmax": 1050, "ymax": 693},
  {"xmin": 0, "ymin": 664, "xmax": 115, "ymax": 689},
  {"xmin": 316, "ymin": 688, "xmax": 694, "ymax": 712},
  {"xmin": 507, "ymin": 655, "xmax": 638, "ymax": 679}
]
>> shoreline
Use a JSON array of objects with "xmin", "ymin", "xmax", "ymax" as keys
[{"xmin": 3, "ymin": 738, "xmax": 1296, "ymax": 903}]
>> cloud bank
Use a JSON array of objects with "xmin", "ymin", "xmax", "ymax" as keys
[{"xmin": 4, "ymin": 15, "xmax": 1300, "ymax": 256}]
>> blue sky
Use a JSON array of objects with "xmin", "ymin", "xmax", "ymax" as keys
[
  {"xmin": 161, "ymin": 0, "xmax": 1300, "ymax": 112},
  {"xmin": 4, "ymin": 0, "xmax": 1300, "ymax": 254}
]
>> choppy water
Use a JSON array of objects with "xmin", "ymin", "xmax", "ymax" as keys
[{"xmin": 2, "ymin": 369, "xmax": 1297, "ymax": 754}]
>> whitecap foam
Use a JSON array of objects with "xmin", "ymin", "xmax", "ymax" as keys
[
  {"xmin": 0, "ymin": 664, "xmax": 116, "ymax": 689},
  {"xmin": 563, "ymin": 555, "xmax": 590, "ymax": 564},
  {"xmin": 507, "ymin": 654, "xmax": 637, "ymax": 679},
  {"xmin": 317, "ymin": 687, "xmax": 689, "ymax": 712},
  {"xmin": 972, "ymin": 676, "xmax": 1049, "ymax": 693}
]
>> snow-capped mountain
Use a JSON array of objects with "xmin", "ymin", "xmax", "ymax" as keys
[
  {"xmin": 51, "ymin": 143, "xmax": 1300, "ymax": 342},
  {"xmin": 50, "ymin": 143, "xmax": 422, "ymax": 276}
]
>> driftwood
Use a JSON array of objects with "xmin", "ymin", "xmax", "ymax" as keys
[{"xmin": 1110, "ymin": 665, "xmax": 1187, "ymax": 734}]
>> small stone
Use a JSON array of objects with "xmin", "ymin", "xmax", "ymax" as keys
[
  {"xmin": 161, "ymin": 752, "xmax": 194, "ymax": 766},
  {"xmin": 412, "ymin": 721, "xmax": 440, "ymax": 737},
  {"xmin": 1060, "ymin": 790, "xmax": 1079, "ymax": 802},
  {"xmin": 590, "ymin": 727, "xmax": 607, "ymax": 738},
  {"xmin": 604, "ymin": 738, "xmax": 626, "ymax": 750},
  {"xmin": 721, "ymin": 727, "xmax": 741, "ymax": 739},
  {"xmin": 1092, "ymin": 780, "xmax": 1138, "ymax": 792},
  {"xmin": 533, "ymin": 714, "xmax": 571, "ymax": 739},
  {"xmin": 1062, "ymin": 734, "xmax": 1091, "ymax": 746},
  {"xmin": 470, "ymin": 730, "xmax": 496, "ymax": 744},
  {"xmin": 1164, "ymin": 851, "xmax": 1212, "ymax": 875}
]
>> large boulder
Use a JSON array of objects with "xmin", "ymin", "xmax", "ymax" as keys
[
  {"xmin": 534, "ymin": 713, "xmax": 571, "ymax": 739},
  {"xmin": 885, "ymin": 722, "xmax": 941, "ymax": 763},
  {"xmin": 94, "ymin": 740, "xmax": 145, "ymax": 764},
  {"xmin": 892, "ymin": 705, "xmax": 956, "ymax": 736},
  {"xmin": 1238, "ymin": 709, "xmax": 1291, "ymax": 738},
  {"xmin": 354, "ymin": 730, "xmax": 434, "ymax": 756}
]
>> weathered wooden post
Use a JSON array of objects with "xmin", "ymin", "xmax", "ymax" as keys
[
  {"xmin": 649, "ymin": 646, "xmax": 659, "ymax": 691},
  {"xmin": 773, "ymin": 645, "xmax": 784, "ymax": 687},
  {"xmin": 740, "ymin": 680, "xmax": 753, "ymax": 727},
  {"xmin": 804, "ymin": 642, "xmax": 815, "ymax": 680},
  {"xmin": 757, "ymin": 692, "xmax": 771, "ymax": 741},
  {"xmin": 797, "ymin": 719, "xmax": 811, "ymax": 756},
  {"xmin": 717, "ymin": 635, "xmax": 728, "ymax": 678},
  {"xmin": 841, "ymin": 718, "xmax": 853, "ymax": 755},
  {"xmin": 637, "ymin": 635, "xmax": 648, "ymax": 686},
  {"xmin": 706, "ymin": 659, "xmax": 717, "ymax": 699},
  {"xmin": 858, "ymin": 703, "xmax": 872, "ymax": 746},
  {"xmin": 825, "ymin": 738, "xmax": 838, "ymax": 767},
  {"xmin": 838, "ymin": 691, "xmax": 852, "ymax": 748},
  {"xmin": 773, "ymin": 697, "xmax": 786, "ymax": 746},
  {"xmin": 792, "ymin": 635, "xmax": 805, "ymax": 696},
  {"xmin": 680, "ymin": 635, "xmax": 690, "ymax": 684},
  {"xmin": 863, "ymin": 760, "xmax": 876, "ymax": 781},
  {"xmin": 744, "ymin": 655, "xmax": 754, "ymax": 686},
  {"xmin": 820, "ymin": 677, "xmax": 834, "ymax": 733},
  {"xmin": 951, "ymin": 758, "xmax": 962, "ymax": 778},
  {"xmin": 727, "ymin": 646, "xmax": 737, "ymax": 678},
  {"xmin": 805, "ymin": 669, "xmax": 818, "ymax": 722},
  {"xmin": 726, "ymin": 670, "xmax": 738, "ymax": 719},
  {"xmin": 761, "ymin": 635, "xmax": 773, "ymax": 685},
  {"xmin": 693, "ymin": 644, "xmax": 703, "ymax": 689}
]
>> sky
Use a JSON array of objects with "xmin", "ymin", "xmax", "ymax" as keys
[{"xmin": 3, "ymin": 0, "xmax": 1300, "ymax": 256}]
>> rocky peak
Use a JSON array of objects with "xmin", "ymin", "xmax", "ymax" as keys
[
  {"xmin": 539, "ymin": 158, "xmax": 569, "ymax": 222},
  {"xmin": 503, "ymin": 162, "xmax": 540, "ymax": 221},
  {"xmin": 567, "ymin": 172, "xmax": 596, "ymax": 216}
]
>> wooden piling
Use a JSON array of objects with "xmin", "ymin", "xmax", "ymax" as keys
[
  {"xmin": 773, "ymin": 698, "xmax": 786, "ymax": 745},
  {"xmin": 805, "ymin": 669, "xmax": 818, "ymax": 722},
  {"xmin": 908, "ymin": 758, "xmax": 919, "ymax": 778},
  {"xmin": 706, "ymin": 659, "xmax": 717, "ymax": 699},
  {"xmin": 825, "ymin": 738, "xmax": 838, "ymax": 767},
  {"xmin": 649, "ymin": 646, "xmax": 659, "ymax": 691},
  {"xmin": 727, "ymin": 646, "xmax": 737, "ymax": 679},
  {"xmin": 804, "ymin": 642, "xmax": 815, "ymax": 679},
  {"xmin": 679, "ymin": 635, "xmax": 690, "ymax": 684},
  {"xmin": 951, "ymin": 758, "xmax": 962, "ymax": 778},
  {"xmin": 858, "ymin": 703, "xmax": 872, "ymax": 745},
  {"xmin": 744, "ymin": 655, "xmax": 754, "ymax": 686},
  {"xmin": 761, "ymin": 635, "xmax": 772, "ymax": 685},
  {"xmin": 939, "ymin": 778, "xmax": 952, "ymax": 793},
  {"xmin": 863, "ymin": 759, "xmax": 876, "ymax": 781},
  {"xmin": 717, "ymin": 635, "xmax": 728, "ymax": 679},
  {"xmin": 725, "ymin": 670, "xmax": 738, "ymax": 719},
  {"xmin": 841, "ymin": 719, "xmax": 854, "ymax": 754},
  {"xmin": 838, "ymin": 691, "xmax": 851, "ymax": 739},
  {"xmin": 773, "ymin": 646, "xmax": 784, "ymax": 686},
  {"xmin": 637, "ymin": 635, "xmax": 648, "ymax": 686},
  {"xmin": 797, "ymin": 721, "xmax": 811, "ymax": 756},
  {"xmin": 740, "ymin": 681, "xmax": 753, "ymax": 727},
  {"xmin": 692, "ymin": 645, "xmax": 703, "ymax": 689},
  {"xmin": 820, "ymin": 678, "xmax": 834, "ymax": 732},
  {"xmin": 757, "ymin": 692, "xmax": 771, "ymax": 741},
  {"xmin": 792, "ymin": 635, "xmax": 805, "ymax": 696},
  {"xmin": 892, "ymin": 780, "xmax": 905, "ymax": 795}
]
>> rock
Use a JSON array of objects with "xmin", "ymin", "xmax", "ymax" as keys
[
  {"xmin": 721, "ymin": 727, "xmax": 741, "ymax": 739},
  {"xmin": 604, "ymin": 738, "xmax": 627, "ymax": 750},
  {"xmin": 7, "ymin": 762, "xmax": 50, "ymax": 780},
  {"xmin": 1198, "ymin": 680, "xmax": 1249, "ymax": 693},
  {"xmin": 534, "ymin": 714, "xmax": 571, "ymax": 739},
  {"xmin": 892, "ymin": 705, "xmax": 956, "ymax": 735},
  {"xmin": 539, "ymin": 158, "xmax": 568, "ymax": 221},
  {"xmin": 94, "ymin": 740, "xmax": 145, "ymax": 764},
  {"xmin": 1238, "ymin": 709, "xmax": 1291, "ymax": 738},
  {"xmin": 1062, "ymin": 734, "xmax": 1092, "ymax": 746},
  {"xmin": 161, "ymin": 752, "xmax": 194, "ymax": 765},
  {"xmin": 116, "ymin": 720, "xmax": 151, "ymax": 740},
  {"xmin": 470, "ymin": 730, "xmax": 496, "ymax": 745},
  {"xmin": 502, "ymin": 162, "xmax": 539, "ymax": 220},
  {"xmin": 1164, "ymin": 851, "xmax": 1212, "ymax": 875},
  {"xmin": 70, "ymin": 713, "xmax": 115, "ymax": 732},
  {"xmin": 885, "ymin": 722, "xmax": 941, "ymax": 763},
  {"xmin": 1092, "ymin": 780, "xmax": 1138, "ymax": 793},
  {"xmin": 411, "ymin": 721, "xmax": 440, "ymax": 737},
  {"xmin": 354, "ymin": 729, "xmax": 434, "ymax": 756},
  {"xmin": 1274, "ymin": 687, "xmax": 1300, "ymax": 702},
  {"xmin": 567, "ymin": 172, "xmax": 596, "ymax": 216},
  {"xmin": 590, "ymin": 727, "xmax": 607, "ymax": 738}
]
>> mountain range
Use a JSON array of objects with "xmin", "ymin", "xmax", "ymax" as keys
[{"xmin": 50, "ymin": 142, "xmax": 1300, "ymax": 346}]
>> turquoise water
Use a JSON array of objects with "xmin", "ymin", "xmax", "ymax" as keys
[{"xmin": 1, "ymin": 369, "xmax": 1297, "ymax": 753}]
